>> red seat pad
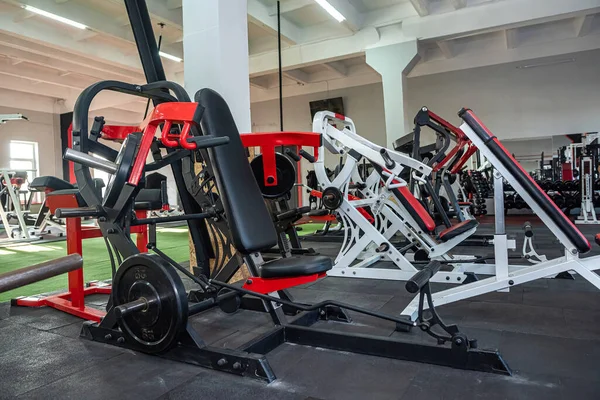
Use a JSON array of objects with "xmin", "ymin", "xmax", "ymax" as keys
[
  {"xmin": 460, "ymin": 109, "xmax": 591, "ymax": 254},
  {"xmin": 458, "ymin": 202, "xmax": 472, "ymax": 206},
  {"xmin": 438, "ymin": 219, "xmax": 479, "ymax": 242},
  {"xmin": 370, "ymin": 164, "xmax": 435, "ymax": 232}
]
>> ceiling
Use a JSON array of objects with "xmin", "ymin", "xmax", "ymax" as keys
[{"xmin": 0, "ymin": 0, "xmax": 597, "ymax": 123}]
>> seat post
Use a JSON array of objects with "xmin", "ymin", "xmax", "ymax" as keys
[{"xmin": 493, "ymin": 169, "xmax": 510, "ymax": 292}]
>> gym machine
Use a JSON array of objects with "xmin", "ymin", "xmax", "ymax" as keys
[
  {"xmin": 56, "ymin": 78, "xmax": 510, "ymax": 380},
  {"xmin": 400, "ymin": 108, "xmax": 600, "ymax": 319}
]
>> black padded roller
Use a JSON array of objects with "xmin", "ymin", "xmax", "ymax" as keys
[
  {"xmin": 405, "ymin": 260, "xmax": 442, "ymax": 294},
  {"xmin": 523, "ymin": 221, "xmax": 533, "ymax": 238}
]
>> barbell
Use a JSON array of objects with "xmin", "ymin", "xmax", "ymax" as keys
[{"xmin": 0, "ymin": 254, "xmax": 83, "ymax": 294}]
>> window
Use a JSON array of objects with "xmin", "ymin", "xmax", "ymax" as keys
[{"xmin": 9, "ymin": 140, "xmax": 39, "ymax": 194}]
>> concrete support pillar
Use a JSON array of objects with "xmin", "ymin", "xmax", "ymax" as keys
[
  {"xmin": 182, "ymin": 0, "xmax": 251, "ymax": 132},
  {"xmin": 366, "ymin": 40, "xmax": 419, "ymax": 149}
]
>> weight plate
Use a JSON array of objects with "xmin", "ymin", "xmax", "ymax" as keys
[
  {"xmin": 112, "ymin": 253, "xmax": 188, "ymax": 354},
  {"xmin": 103, "ymin": 133, "xmax": 140, "ymax": 208},
  {"xmin": 322, "ymin": 187, "xmax": 343, "ymax": 210},
  {"xmin": 250, "ymin": 153, "xmax": 296, "ymax": 199}
]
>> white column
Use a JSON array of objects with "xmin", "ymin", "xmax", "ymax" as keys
[
  {"xmin": 182, "ymin": 0, "xmax": 251, "ymax": 132},
  {"xmin": 366, "ymin": 40, "xmax": 419, "ymax": 149}
]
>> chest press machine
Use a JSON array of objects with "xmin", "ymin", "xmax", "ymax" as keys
[
  {"xmin": 400, "ymin": 109, "xmax": 600, "ymax": 319},
  {"xmin": 54, "ymin": 79, "xmax": 509, "ymax": 380}
]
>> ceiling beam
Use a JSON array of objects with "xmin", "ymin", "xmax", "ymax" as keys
[
  {"xmin": 250, "ymin": 27, "xmax": 379, "ymax": 76},
  {"xmin": 251, "ymin": 71, "xmax": 380, "ymax": 103},
  {"xmin": 451, "ymin": 0, "xmax": 467, "ymax": 10},
  {"xmin": 322, "ymin": 61, "xmax": 348, "ymax": 77},
  {"xmin": 7, "ymin": 0, "xmax": 135, "ymax": 44},
  {"xmin": 409, "ymin": 0, "xmax": 430, "ymax": 17},
  {"xmin": 249, "ymin": 76, "xmax": 271, "ymax": 90},
  {"xmin": 283, "ymin": 69, "xmax": 310, "ymax": 84},
  {"xmin": 247, "ymin": 0, "xmax": 303, "ymax": 45},
  {"xmin": 166, "ymin": 0, "xmax": 182, "ymax": 10},
  {"xmin": 324, "ymin": 0, "xmax": 364, "ymax": 32},
  {"xmin": 574, "ymin": 14, "xmax": 595, "ymax": 37},
  {"xmin": 269, "ymin": 0, "xmax": 313, "ymax": 16},
  {"xmin": 437, "ymin": 40, "xmax": 455, "ymax": 58},
  {"xmin": 410, "ymin": 30, "xmax": 600, "ymax": 78},
  {"xmin": 0, "ymin": 7, "xmax": 143, "ymax": 71},
  {"xmin": 402, "ymin": 0, "xmax": 600, "ymax": 41},
  {"xmin": 505, "ymin": 28, "xmax": 519, "ymax": 49},
  {"xmin": 0, "ymin": 36, "xmax": 144, "ymax": 81},
  {"xmin": 0, "ymin": 88, "xmax": 58, "ymax": 113},
  {"xmin": 0, "ymin": 58, "xmax": 97, "ymax": 90},
  {"xmin": 13, "ymin": 10, "xmax": 35, "ymax": 23}
]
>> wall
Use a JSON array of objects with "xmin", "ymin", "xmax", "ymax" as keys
[
  {"xmin": 405, "ymin": 49, "xmax": 600, "ymax": 141},
  {"xmin": 0, "ymin": 106, "xmax": 61, "ymax": 179}
]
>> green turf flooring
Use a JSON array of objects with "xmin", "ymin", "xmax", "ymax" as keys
[
  {"xmin": 296, "ymin": 223, "xmax": 335, "ymax": 236},
  {"xmin": 0, "ymin": 226, "xmax": 190, "ymax": 302}
]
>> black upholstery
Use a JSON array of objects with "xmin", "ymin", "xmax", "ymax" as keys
[
  {"xmin": 29, "ymin": 176, "xmax": 74, "ymax": 191},
  {"xmin": 438, "ymin": 219, "xmax": 478, "ymax": 242},
  {"xmin": 195, "ymin": 88, "xmax": 277, "ymax": 254},
  {"xmin": 134, "ymin": 189, "xmax": 162, "ymax": 210},
  {"xmin": 259, "ymin": 256, "xmax": 332, "ymax": 278},
  {"xmin": 459, "ymin": 108, "xmax": 591, "ymax": 253},
  {"xmin": 46, "ymin": 189, "xmax": 86, "ymax": 206}
]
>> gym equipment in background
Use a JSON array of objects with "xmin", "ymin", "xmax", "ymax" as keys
[{"xmin": 400, "ymin": 108, "xmax": 600, "ymax": 319}]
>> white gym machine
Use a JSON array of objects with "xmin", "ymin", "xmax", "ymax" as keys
[{"xmin": 401, "ymin": 108, "xmax": 600, "ymax": 319}]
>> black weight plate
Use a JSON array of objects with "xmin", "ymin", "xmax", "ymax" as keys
[
  {"xmin": 112, "ymin": 253, "xmax": 188, "ymax": 354},
  {"xmin": 322, "ymin": 187, "xmax": 343, "ymax": 210},
  {"xmin": 250, "ymin": 153, "xmax": 296, "ymax": 198},
  {"xmin": 103, "ymin": 133, "xmax": 140, "ymax": 208}
]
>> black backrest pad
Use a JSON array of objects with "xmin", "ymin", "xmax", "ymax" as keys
[
  {"xmin": 460, "ymin": 109, "xmax": 590, "ymax": 253},
  {"xmin": 195, "ymin": 89, "xmax": 277, "ymax": 253}
]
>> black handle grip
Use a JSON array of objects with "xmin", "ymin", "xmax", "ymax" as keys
[
  {"xmin": 160, "ymin": 180, "xmax": 168, "ymax": 208},
  {"xmin": 187, "ymin": 135, "xmax": 230, "ymax": 149},
  {"xmin": 285, "ymin": 148, "xmax": 301, "ymax": 162},
  {"xmin": 299, "ymin": 149, "xmax": 315, "ymax": 163},
  {"xmin": 523, "ymin": 221, "xmax": 533, "ymax": 238},
  {"xmin": 380, "ymin": 148, "xmax": 396, "ymax": 169},
  {"xmin": 405, "ymin": 260, "xmax": 442, "ymax": 293},
  {"xmin": 55, "ymin": 206, "xmax": 104, "ymax": 219},
  {"xmin": 276, "ymin": 206, "xmax": 312, "ymax": 221}
]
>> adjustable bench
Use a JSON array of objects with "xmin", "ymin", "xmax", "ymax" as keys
[{"xmin": 401, "ymin": 108, "xmax": 600, "ymax": 318}]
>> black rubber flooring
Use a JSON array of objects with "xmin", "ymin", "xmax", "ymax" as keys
[{"xmin": 1, "ymin": 221, "xmax": 600, "ymax": 399}]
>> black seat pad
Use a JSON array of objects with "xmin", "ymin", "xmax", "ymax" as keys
[
  {"xmin": 46, "ymin": 189, "xmax": 86, "ymax": 207},
  {"xmin": 134, "ymin": 189, "xmax": 162, "ymax": 210},
  {"xmin": 460, "ymin": 108, "xmax": 591, "ymax": 253},
  {"xmin": 438, "ymin": 219, "xmax": 478, "ymax": 242},
  {"xmin": 259, "ymin": 256, "xmax": 332, "ymax": 279},
  {"xmin": 30, "ymin": 176, "xmax": 74, "ymax": 191}
]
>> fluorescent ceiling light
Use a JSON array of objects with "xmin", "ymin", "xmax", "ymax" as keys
[
  {"xmin": 159, "ymin": 51, "xmax": 182, "ymax": 63},
  {"xmin": 516, "ymin": 58, "xmax": 575, "ymax": 69},
  {"xmin": 23, "ymin": 5, "xmax": 87, "ymax": 30},
  {"xmin": 314, "ymin": 0, "xmax": 346, "ymax": 22}
]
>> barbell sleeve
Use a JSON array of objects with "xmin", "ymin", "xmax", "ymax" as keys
[
  {"xmin": 64, "ymin": 148, "xmax": 118, "ymax": 174},
  {"xmin": 380, "ymin": 148, "xmax": 396, "ymax": 169},
  {"xmin": 0, "ymin": 254, "xmax": 83, "ymax": 294}
]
